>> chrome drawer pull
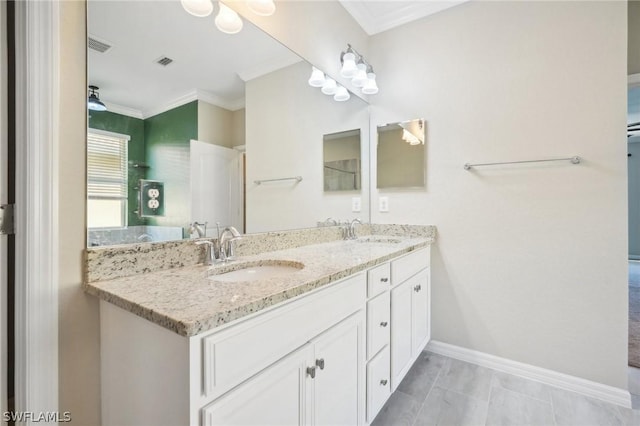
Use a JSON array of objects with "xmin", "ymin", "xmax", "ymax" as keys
[
  {"xmin": 380, "ymin": 379, "xmax": 388, "ymax": 386},
  {"xmin": 380, "ymin": 277, "xmax": 389, "ymax": 282},
  {"xmin": 307, "ymin": 366, "xmax": 316, "ymax": 379},
  {"xmin": 316, "ymin": 358, "xmax": 325, "ymax": 370},
  {"xmin": 414, "ymin": 284, "xmax": 422, "ymax": 292},
  {"xmin": 380, "ymin": 321, "xmax": 388, "ymax": 327}
]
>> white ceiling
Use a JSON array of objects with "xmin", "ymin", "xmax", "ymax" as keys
[
  {"xmin": 88, "ymin": 0, "xmax": 300, "ymax": 117},
  {"xmin": 339, "ymin": 0, "xmax": 470, "ymax": 35}
]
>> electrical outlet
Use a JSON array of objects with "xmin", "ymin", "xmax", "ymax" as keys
[
  {"xmin": 379, "ymin": 196, "xmax": 389, "ymax": 212},
  {"xmin": 351, "ymin": 197, "xmax": 361, "ymax": 212}
]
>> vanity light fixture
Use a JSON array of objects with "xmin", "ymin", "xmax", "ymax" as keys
[
  {"xmin": 246, "ymin": 0, "xmax": 276, "ymax": 16},
  {"xmin": 333, "ymin": 85, "xmax": 350, "ymax": 102},
  {"xmin": 87, "ymin": 85, "xmax": 107, "ymax": 111},
  {"xmin": 308, "ymin": 67, "xmax": 326, "ymax": 87},
  {"xmin": 181, "ymin": 0, "xmax": 214, "ymax": 17},
  {"xmin": 215, "ymin": 3, "xmax": 243, "ymax": 34},
  {"xmin": 321, "ymin": 77, "xmax": 337, "ymax": 95},
  {"xmin": 340, "ymin": 44, "xmax": 379, "ymax": 95}
]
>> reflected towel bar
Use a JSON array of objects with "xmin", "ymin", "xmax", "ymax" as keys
[
  {"xmin": 254, "ymin": 176, "xmax": 303, "ymax": 185},
  {"xmin": 464, "ymin": 156, "xmax": 581, "ymax": 170}
]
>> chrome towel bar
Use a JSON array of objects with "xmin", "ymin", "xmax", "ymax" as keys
[
  {"xmin": 464, "ymin": 156, "xmax": 580, "ymax": 170},
  {"xmin": 254, "ymin": 176, "xmax": 303, "ymax": 185}
]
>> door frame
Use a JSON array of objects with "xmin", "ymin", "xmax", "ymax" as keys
[
  {"xmin": 1, "ymin": 0, "xmax": 8, "ymax": 421},
  {"xmin": 13, "ymin": 0, "xmax": 60, "ymax": 417}
]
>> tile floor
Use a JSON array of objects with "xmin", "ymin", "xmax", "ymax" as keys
[{"xmin": 372, "ymin": 351, "xmax": 640, "ymax": 426}]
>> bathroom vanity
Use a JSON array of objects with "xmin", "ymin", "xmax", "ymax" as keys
[{"xmin": 85, "ymin": 226, "xmax": 434, "ymax": 425}]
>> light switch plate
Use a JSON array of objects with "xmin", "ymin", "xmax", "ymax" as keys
[
  {"xmin": 352, "ymin": 197, "xmax": 361, "ymax": 212},
  {"xmin": 379, "ymin": 196, "xmax": 389, "ymax": 212}
]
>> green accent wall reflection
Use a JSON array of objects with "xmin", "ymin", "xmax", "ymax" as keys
[
  {"xmin": 144, "ymin": 101, "xmax": 198, "ymax": 227},
  {"xmin": 88, "ymin": 110, "xmax": 146, "ymax": 226}
]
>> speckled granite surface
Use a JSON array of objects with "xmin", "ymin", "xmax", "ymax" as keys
[
  {"xmin": 85, "ymin": 224, "xmax": 436, "ymax": 282},
  {"xmin": 84, "ymin": 235, "xmax": 433, "ymax": 337}
]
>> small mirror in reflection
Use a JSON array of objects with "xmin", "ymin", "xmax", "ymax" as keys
[
  {"xmin": 323, "ymin": 129, "xmax": 361, "ymax": 191},
  {"xmin": 377, "ymin": 119, "xmax": 426, "ymax": 188}
]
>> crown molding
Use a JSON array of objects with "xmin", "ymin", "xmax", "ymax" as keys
[
  {"xmin": 236, "ymin": 55, "xmax": 303, "ymax": 82},
  {"xmin": 195, "ymin": 90, "xmax": 245, "ymax": 111},
  {"xmin": 102, "ymin": 101, "xmax": 144, "ymax": 120}
]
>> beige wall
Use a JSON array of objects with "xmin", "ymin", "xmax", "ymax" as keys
[
  {"xmin": 197, "ymin": 100, "xmax": 233, "ymax": 148},
  {"xmin": 245, "ymin": 61, "xmax": 369, "ymax": 232},
  {"xmin": 370, "ymin": 1, "xmax": 628, "ymax": 388},
  {"xmin": 58, "ymin": 1, "xmax": 101, "ymax": 424},
  {"xmin": 630, "ymin": 0, "xmax": 640, "ymax": 75},
  {"xmin": 231, "ymin": 108, "xmax": 246, "ymax": 147},
  {"xmin": 377, "ymin": 128, "xmax": 425, "ymax": 188}
]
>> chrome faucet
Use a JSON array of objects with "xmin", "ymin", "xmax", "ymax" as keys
[
  {"xmin": 219, "ymin": 226, "xmax": 242, "ymax": 262},
  {"xmin": 188, "ymin": 221, "xmax": 207, "ymax": 238},
  {"xmin": 346, "ymin": 218, "xmax": 362, "ymax": 240},
  {"xmin": 195, "ymin": 240, "xmax": 216, "ymax": 265}
]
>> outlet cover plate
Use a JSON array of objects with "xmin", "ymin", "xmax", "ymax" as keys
[{"xmin": 379, "ymin": 196, "xmax": 389, "ymax": 212}]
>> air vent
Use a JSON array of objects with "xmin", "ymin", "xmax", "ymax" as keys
[
  {"xmin": 88, "ymin": 36, "xmax": 112, "ymax": 53},
  {"xmin": 155, "ymin": 56, "xmax": 173, "ymax": 66}
]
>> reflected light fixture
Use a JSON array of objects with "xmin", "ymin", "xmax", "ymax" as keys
[
  {"xmin": 247, "ymin": 0, "xmax": 276, "ymax": 16},
  {"xmin": 308, "ymin": 67, "xmax": 325, "ymax": 87},
  {"xmin": 215, "ymin": 2, "xmax": 243, "ymax": 34},
  {"xmin": 333, "ymin": 85, "xmax": 350, "ymax": 102},
  {"xmin": 340, "ymin": 48, "xmax": 358, "ymax": 78},
  {"xmin": 402, "ymin": 129, "xmax": 421, "ymax": 145},
  {"xmin": 321, "ymin": 77, "xmax": 337, "ymax": 95},
  {"xmin": 87, "ymin": 85, "xmax": 107, "ymax": 111},
  {"xmin": 351, "ymin": 63, "xmax": 368, "ymax": 88},
  {"xmin": 181, "ymin": 0, "xmax": 214, "ymax": 17},
  {"xmin": 401, "ymin": 120, "xmax": 424, "ymax": 145}
]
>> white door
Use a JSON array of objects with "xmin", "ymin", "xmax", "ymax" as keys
[
  {"xmin": 202, "ymin": 345, "xmax": 311, "ymax": 426},
  {"xmin": 0, "ymin": 0, "xmax": 9, "ymax": 420},
  {"xmin": 390, "ymin": 279, "xmax": 413, "ymax": 390},
  {"xmin": 411, "ymin": 268, "xmax": 431, "ymax": 356},
  {"xmin": 312, "ymin": 313, "xmax": 363, "ymax": 426},
  {"xmin": 190, "ymin": 140, "xmax": 243, "ymax": 235}
]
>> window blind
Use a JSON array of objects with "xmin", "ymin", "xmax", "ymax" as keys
[{"xmin": 87, "ymin": 131, "xmax": 128, "ymax": 199}]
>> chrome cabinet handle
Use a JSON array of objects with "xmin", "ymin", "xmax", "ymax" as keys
[
  {"xmin": 316, "ymin": 358, "xmax": 325, "ymax": 370},
  {"xmin": 380, "ymin": 321, "xmax": 388, "ymax": 327},
  {"xmin": 414, "ymin": 284, "xmax": 422, "ymax": 292},
  {"xmin": 380, "ymin": 379, "xmax": 388, "ymax": 386},
  {"xmin": 307, "ymin": 366, "xmax": 316, "ymax": 379},
  {"xmin": 380, "ymin": 277, "xmax": 389, "ymax": 282}
]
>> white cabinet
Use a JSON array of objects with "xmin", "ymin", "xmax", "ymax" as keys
[
  {"xmin": 390, "ymin": 248, "xmax": 431, "ymax": 391},
  {"xmin": 203, "ymin": 312, "xmax": 364, "ymax": 426}
]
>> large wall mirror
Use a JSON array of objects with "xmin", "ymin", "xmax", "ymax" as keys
[
  {"xmin": 377, "ymin": 119, "xmax": 426, "ymax": 189},
  {"xmin": 87, "ymin": 0, "xmax": 369, "ymax": 246}
]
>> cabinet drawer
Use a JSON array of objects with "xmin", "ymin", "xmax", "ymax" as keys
[
  {"xmin": 201, "ymin": 273, "xmax": 366, "ymax": 400},
  {"xmin": 367, "ymin": 263, "xmax": 391, "ymax": 298},
  {"xmin": 391, "ymin": 247, "xmax": 430, "ymax": 286},
  {"xmin": 367, "ymin": 292, "xmax": 390, "ymax": 359},
  {"xmin": 366, "ymin": 346, "xmax": 391, "ymax": 423}
]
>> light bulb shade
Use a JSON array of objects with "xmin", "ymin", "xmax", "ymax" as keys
[
  {"xmin": 351, "ymin": 63, "xmax": 368, "ymax": 87},
  {"xmin": 215, "ymin": 3, "xmax": 243, "ymax": 34},
  {"xmin": 321, "ymin": 77, "xmax": 337, "ymax": 95},
  {"xmin": 181, "ymin": 0, "xmax": 214, "ymax": 17},
  {"xmin": 308, "ymin": 67, "xmax": 325, "ymax": 87},
  {"xmin": 333, "ymin": 85, "xmax": 350, "ymax": 102},
  {"xmin": 87, "ymin": 86, "xmax": 107, "ymax": 111},
  {"xmin": 340, "ymin": 52, "xmax": 358, "ymax": 78},
  {"xmin": 247, "ymin": 0, "xmax": 276, "ymax": 16},
  {"xmin": 361, "ymin": 72, "xmax": 379, "ymax": 95}
]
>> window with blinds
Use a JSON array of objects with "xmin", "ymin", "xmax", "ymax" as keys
[{"xmin": 87, "ymin": 130, "xmax": 129, "ymax": 228}]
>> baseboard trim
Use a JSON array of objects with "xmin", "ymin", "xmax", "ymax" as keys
[{"xmin": 427, "ymin": 340, "xmax": 632, "ymax": 408}]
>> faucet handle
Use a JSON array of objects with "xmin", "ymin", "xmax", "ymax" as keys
[{"xmin": 195, "ymin": 240, "xmax": 215, "ymax": 265}]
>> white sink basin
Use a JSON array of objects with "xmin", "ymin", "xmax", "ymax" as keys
[{"xmin": 208, "ymin": 260, "xmax": 304, "ymax": 282}]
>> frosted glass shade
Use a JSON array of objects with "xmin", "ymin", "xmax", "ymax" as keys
[
  {"xmin": 247, "ymin": 0, "xmax": 276, "ymax": 16},
  {"xmin": 181, "ymin": 0, "xmax": 214, "ymax": 17},
  {"xmin": 361, "ymin": 73, "xmax": 379, "ymax": 95},
  {"xmin": 340, "ymin": 52, "xmax": 358, "ymax": 78},
  {"xmin": 215, "ymin": 3, "xmax": 243, "ymax": 34},
  {"xmin": 321, "ymin": 77, "xmax": 337, "ymax": 95},
  {"xmin": 308, "ymin": 67, "xmax": 325, "ymax": 87},
  {"xmin": 333, "ymin": 85, "xmax": 350, "ymax": 102},
  {"xmin": 351, "ymin": 63, "xmax": 368, "ymax": 88}
]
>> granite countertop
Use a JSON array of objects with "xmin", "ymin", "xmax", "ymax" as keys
[{"xmin": 84, "ymin": 235, "xmax": 433, "ymax": 337}]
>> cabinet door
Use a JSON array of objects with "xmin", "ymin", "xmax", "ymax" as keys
[
  {"xmin": 390, "ymin": 279, "xmax": 413, "ymax": 390},
  {"xmin": 312, "ymin": 312, "xmax": 364, "ymax": 426},
  {"xmin": 411, "ymin": 268, "xmax": 431, "ymax": 357},
  {"xmin": 202, "ymin": 345, "xmax": 312, "ymax": 426}
]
